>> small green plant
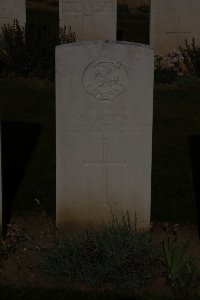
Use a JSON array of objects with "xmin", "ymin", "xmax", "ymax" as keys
[
  {"xmin": 180, "ymin": 38, "xmax": 200, "ymax": 77},
  {"xmin": 0, "ymin": 20, "xmax": 26, "ymax": 74},
  {"xmin": 154, "ymin": 52, "xmax": 185, "ymax": 84},
  {"xmin": 42, "ymin": 211, "xmax": 154, "ymax": 292},
  {"xmin": 162, "ymin": 232, "xmax": 200, "ymax": 298}
]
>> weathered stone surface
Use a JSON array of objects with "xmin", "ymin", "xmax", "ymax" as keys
[
  {"xmin": 0, "ymin": 0, "xmax": 26, "ymax": 30},
  {"xmin": 150, "ymin": 0, "xmax": 200, "ymax": 55},
  {"xmin": 59, "ymin": 0, "xmax": 117, "ymax": 41},
  {"xmin": 56, "ymin": 41, "xmax": 154, "ymax": 232}
]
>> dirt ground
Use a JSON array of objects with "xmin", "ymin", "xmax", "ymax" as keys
[{"xmin": 0, "ymin": 214, "xmax": 200, "ymax": 297}]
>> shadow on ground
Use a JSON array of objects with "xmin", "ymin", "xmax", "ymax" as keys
[{"xmin": 1, "ymin": 121, "xmax": 41, "ymax": 235}]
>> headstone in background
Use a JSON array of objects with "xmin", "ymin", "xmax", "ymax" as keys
[
  {"xmin": 56, "ymin": 41, "xmax": 154, "ymax": 232},
  {"xmin": 0, "ymin": 0, "xmax": 26, "ymax": 31},
  {"xmin": 59, "ymin": 0, "xmax": 117, "ymax": 41},
  {"xmin": 150, "ymin": 0, "xmax": 200, "ymax": 55}
]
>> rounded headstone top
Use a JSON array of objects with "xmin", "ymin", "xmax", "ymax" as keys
[{"xmin": 56, "ymin": 40, "xmax": 153, "ymax": 51}]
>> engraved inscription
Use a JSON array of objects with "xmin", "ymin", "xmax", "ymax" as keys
[
  {"xmin": 65, "ymin": 113, "xmax": 147, "ymax": 131},
  {"xmin": 63, "ymin": 0, "xmax": 112, "ymax": 16},
  {"xmin": 83, "ymin": 59, "xmax": 128, "ymax": 101}
]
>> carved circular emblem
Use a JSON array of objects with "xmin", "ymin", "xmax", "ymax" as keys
[{"xmin": 83, "ymin": 59, "xmax": 128, "ymax": 101}]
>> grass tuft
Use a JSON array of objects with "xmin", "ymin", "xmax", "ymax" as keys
[{"xmin": 42, "ymin": 212, "xmax": 154, "ymax": 292}]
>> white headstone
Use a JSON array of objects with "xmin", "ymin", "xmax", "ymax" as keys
[
  {"xmin": 0, "ymin": 0, "xmax": 26, "ymax": 31},
  {"xmin": 56, "ymin": 41, "xmax": 154, "ymax": 232},
  {"xmin": 59, "ymin": 0, "xmax": 117, "ymax": 41},
  {"xmin": 150, "ymin": 0, "xmax": 200, "ymax": 55}
]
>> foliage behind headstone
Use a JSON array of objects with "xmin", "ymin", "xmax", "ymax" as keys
[
  {"xmin": 180, "ymin": 38, "xmax": 200, "ymax": 78},
  {"xmin": 0, "ymin": 20, "xmax": 76, "ymax": 79}
]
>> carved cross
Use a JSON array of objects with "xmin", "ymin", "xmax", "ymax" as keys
[
  {"xmin": 83, "ymin": 139, "xmax": 127, "ymax": 203},
  {"xmin": 166, "ymin": 17, "xmax": 191, "ymax": 49}
]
